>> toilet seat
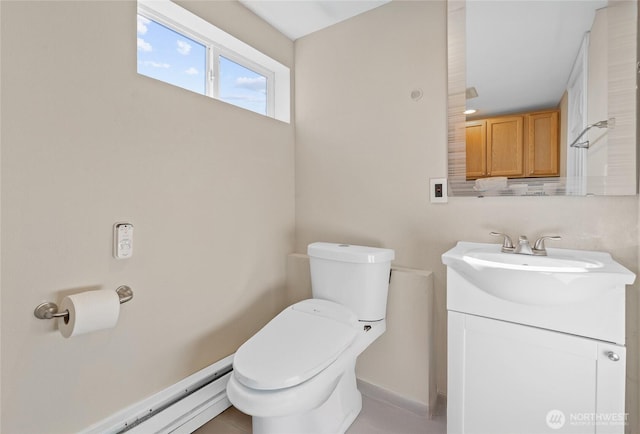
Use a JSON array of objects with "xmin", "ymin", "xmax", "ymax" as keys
[{"xmin": 233, "ymin": 299, "xmax": 359, "ymax": 391}]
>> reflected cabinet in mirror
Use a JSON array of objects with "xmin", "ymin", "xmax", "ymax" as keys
[{"xmin": 447, "ymin": 0, "xmax": 638, "ymax": 196}]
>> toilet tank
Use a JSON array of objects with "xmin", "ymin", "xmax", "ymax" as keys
[{"xmin": 307, "ymin": 242, "xmax": 395, "ymax": 321}]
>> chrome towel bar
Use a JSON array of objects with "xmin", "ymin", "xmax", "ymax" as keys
[
  {"xmin": 33, "ymin": 285, "xmax": 133, "ymax": 320},
  {"xmin": 569, "ymin": 119, "xmax": 611, "ymax": 149}
]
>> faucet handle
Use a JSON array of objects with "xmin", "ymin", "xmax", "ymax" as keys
[
  {"xmin": 533, "ymin": 235, "xmax": 561, "ymax": 253},
  {"xmin": 490, "ymin": 232, "xmax": 515, "ymax": 252}
]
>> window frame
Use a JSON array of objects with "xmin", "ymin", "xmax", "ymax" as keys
[{"xmin": 137, "ymin": 0, "xmax": 288, "ymax": 122}]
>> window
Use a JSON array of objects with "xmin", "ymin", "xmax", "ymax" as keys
[
  {"xmin": 219, "ymin": 55, "xmax": 267, "ymax": 116},
  {"xmin": 137, "ymin": 0, "xmax": 290, "ymax": 122},
  {"xmin": 137, "ymin": 16, "xmax": 207, "ymax": 95}
]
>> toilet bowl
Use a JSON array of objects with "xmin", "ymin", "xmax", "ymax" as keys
[
  {"xmin": 227, "ymin": 299, "xmax": 385, "ymax": 433},
  {"xmin": 227, "ymin": 242, "xmax": 394, "ymax": 434}
]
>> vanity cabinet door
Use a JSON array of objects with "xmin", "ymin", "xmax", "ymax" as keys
[
  {"xmin": 465, "ymin": 120, "xmax": 487, "ymax": 179},
  {"xmin": 486, "ymin": 116, "xmax": 524, "ymax": 177},
  {"xmin": 448, "ymin": 311, "xmax": 626, "ymax": 434},
  {"xmin": 526, "ymin": 111, "xmax": 559, "ymax": 176}
]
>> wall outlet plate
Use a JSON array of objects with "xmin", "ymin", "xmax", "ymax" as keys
[{"xmin": 430, "ymin": 178, "xmax": 448, "ymax": 203}]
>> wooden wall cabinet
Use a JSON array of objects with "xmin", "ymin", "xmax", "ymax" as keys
[
  {"xmin": 465, "ymin": 120, "xmax": 487, "ymax": 179},
  {"xmin": 487, "ymin": 116, "xmax": 524, "ymax": 177},
  {"xmin": 466, "ymin": 110, "xmax": 559, "ymax": 180},
  {"xmin": 526, "ymin": 111, "xmax": 559, "ymax": 177}
]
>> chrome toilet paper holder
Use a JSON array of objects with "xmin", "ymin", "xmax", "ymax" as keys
[{"xmin": 33, "ymin": 285, "xmax": 133, "ymax": 320}]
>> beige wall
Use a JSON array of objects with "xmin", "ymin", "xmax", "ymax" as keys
[
  {"xmin": 0, "ymin": 1, "xmax": 294, "ymax": 432},
  {"xmin": 294, "ymin": 0, "xmax": 639, "ymax": 415}
]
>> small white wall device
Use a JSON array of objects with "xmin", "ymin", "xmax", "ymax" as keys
[
  {"xmin": 114, "ymin": 223, "xmax": 134, "ymax": 259},
  {"xmin": 430, "ymin": 178, "xmax": 448, "ymax": 203}
]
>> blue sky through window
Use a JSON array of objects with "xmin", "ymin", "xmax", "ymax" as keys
[
  {"xmin": 137, "ymin": 15, "xmax": 206, "ymax": 94},
  {"xmin": 137, "ymin": 14, "xmax": 268, "ymax": 116},
  {"xmin": 219, "ymin": 56, "xmax": 267, "ymax": 115}
]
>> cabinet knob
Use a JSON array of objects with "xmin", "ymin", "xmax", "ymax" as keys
[{"xmin": 606, "ymin": 351, "xmax": 620, "ymax": 362}]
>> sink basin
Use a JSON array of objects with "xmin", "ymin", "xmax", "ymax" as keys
[
  {"xmin": 443, "ymin": 241, "xmax": 635, "ymax": 343},
  {"xmin": 442, "ymin": 242, "xmax": 634, "ymax": 307},
  {"xmin": 463, "ymin": 249, "xmax": 603, "ymax": 272}
]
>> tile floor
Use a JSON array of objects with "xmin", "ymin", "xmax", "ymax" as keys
[{"xmin": 194, "ymin": 394, "xmax": 446, "ymax": 434}]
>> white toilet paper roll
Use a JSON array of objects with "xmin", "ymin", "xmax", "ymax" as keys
[{"xmin": 58, "ymin": 290, "xmax": 121, "ymax": 338}]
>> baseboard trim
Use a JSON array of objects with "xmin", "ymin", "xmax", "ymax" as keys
[
  {"xmin": 126, "ymin": 372, "xmax": 231, "ymax": 434},
  {"xmin": 81, "ymin": 354, "xmax": 234, "ymax": 434},
  {"xmin": 356, "ymin": 378, "xmax": 429, "ymax": 417}
]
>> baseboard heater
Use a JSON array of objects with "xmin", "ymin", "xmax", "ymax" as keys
[{"xmin": 81, "ymin": 354, "xmax": 234, "ymax": 434}]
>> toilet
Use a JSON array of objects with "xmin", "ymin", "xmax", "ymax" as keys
[{"xmin": 226, "ymin": 242, "xmax": 395, "ymax": 434}]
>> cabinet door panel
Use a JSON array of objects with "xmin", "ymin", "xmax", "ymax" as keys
[
  {"xmin": 486, "ymin": 116, "xmax": 524, "ymax": 176},
  {"xmin": 448, "ymin": 312, "xmax": 626, "ymax": 434},
  {"xmin": 528, "ymin": 111, "xmax": 559, "ymax": 176},
  {"xmin": 465, "ymin": 121, "xmax": 487, "ymax": 179},
  {"xmin": 595, "ymin": 343, "xmax": 626, "ymax": 434}
]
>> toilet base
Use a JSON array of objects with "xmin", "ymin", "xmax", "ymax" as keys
[{"xmin": 252, "ymin": 361, "xmax": 361, "ymax": 434}]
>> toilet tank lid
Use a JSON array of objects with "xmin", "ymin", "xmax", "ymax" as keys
[{"xmin": 307, "ymin": 242, "xmax": 395, "ymax": 263}]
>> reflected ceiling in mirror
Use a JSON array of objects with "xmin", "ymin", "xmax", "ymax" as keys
[
  {"xmin": 466, "ymin": 0, "xmax": 605, "ymax": 118},
  {"xmin": 447, "ymin": 0, "xmax": 638, "ymax": 197}
]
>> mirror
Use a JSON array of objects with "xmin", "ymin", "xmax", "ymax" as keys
[{"xmin": 447, "ymin": 0, "xmax": 638, "ymax": 196}]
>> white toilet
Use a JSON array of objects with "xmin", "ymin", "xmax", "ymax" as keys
[{"xmin": 226, "ymin": 242, "xmax": 395, "ymax": 434}]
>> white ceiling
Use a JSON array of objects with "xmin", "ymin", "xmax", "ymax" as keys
[
  {"xmin": 238, "ymin": 0, "xmax": 391, "ymax": 40},
  {"xmin": 466, "ymin": 0, "xmax": 607, "ymax": 117}
]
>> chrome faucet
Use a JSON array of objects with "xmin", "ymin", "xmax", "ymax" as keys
[
  {"xmin": 491, "ymin": 232, "xmax": 561, "ymax": 256},
  {"xmin": 490, "ymin": 232, "xmax": 515, "ymax": 253},
  {"xmin": 514, "ymin": 236, "xmax": 534, "ymax": 255},
  {"xmin": 532, "ymin": 235, "xmax": 562, "ymax": 256}
]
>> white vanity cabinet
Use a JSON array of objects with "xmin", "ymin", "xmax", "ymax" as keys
[
  {"xmin": 448, "ymin": 311, "xmax": 626, "ymax": 434},
  {"xmin": 442, "ymin": 241, "xmax": 635, "ymax": 434}
]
